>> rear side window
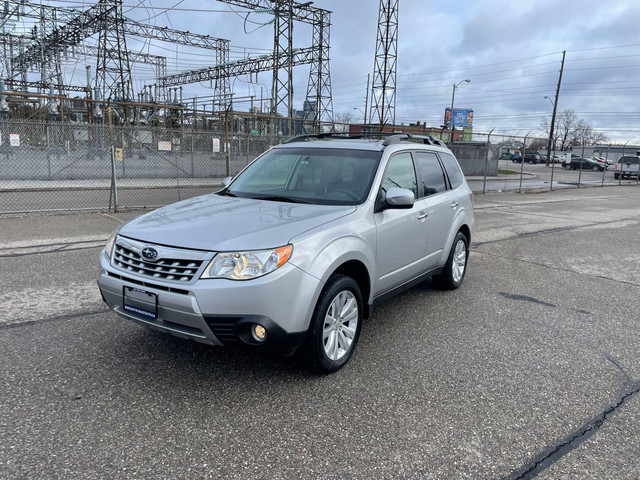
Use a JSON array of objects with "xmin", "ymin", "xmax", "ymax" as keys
[
  {"xmin": 619, "ymin": 156, "xmax": 640, "ymax": 164},
  {"xmin": 438, "ymin": 152, "xmax": 464, "ymax": 189},
  {"xmin": 415, "ymin": 151, "xmax": 447, "ymax": 197}
]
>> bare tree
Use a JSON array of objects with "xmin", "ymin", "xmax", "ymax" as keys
[
  {"xmin": 540, "ymin": 109, "xmax": 608, "ymax": 151},
  {"xmin": 334, "ymin": 111, "xmax": 354, "ymax": 125}
]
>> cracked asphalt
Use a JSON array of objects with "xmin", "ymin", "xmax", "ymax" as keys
[{"xmin": 1, "ymin": 186, "xmax": 639, "ymax": 479}]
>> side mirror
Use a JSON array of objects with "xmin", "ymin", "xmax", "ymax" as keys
[
  {"xmin": 385, "ymin": 187, "xmax": 415, "ymax": 209},
  {"xmin": 221, "ymin": 176, "xmax": 233, "ymax": 187}
]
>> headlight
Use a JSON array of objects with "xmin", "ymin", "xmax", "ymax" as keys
[
  {"xmin": 104, "ymin": 232, "xmax": 117, "ymax": 259},
  {"xmin": 201, "ymin": 245, "xmax": 292, "ymax": 280}
]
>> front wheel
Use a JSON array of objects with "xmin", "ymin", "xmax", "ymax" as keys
[
  {"xmin": 565, "ymin": 164, "xmax": 572, "ymax": 170},
  {"xmin": 301, "ymin": 275, "xmax": 363, "ymax": 373},
  {"xmin": 592, "ymin": 165, "xmax": 599, "ymax": 172},
  {"xmin": 433, "ymin": 232, "xmax": 469, "ymax": 290}
]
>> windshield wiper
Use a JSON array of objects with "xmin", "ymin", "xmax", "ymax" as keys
[
  {"xmin": 385, "ymin": 177, "xmax": 402, "ymax": 188},
  {"xmin": 256, "ymin": 195, "xmax": 313, "ymax": 204},
  {"xmin": 217, "ymin": 190, "xmax": 237, "ymax": 197}
]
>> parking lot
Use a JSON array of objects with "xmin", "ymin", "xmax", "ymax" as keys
[
  {"xmin": 1, "ymin": 186, "xmax": 639, "ymax": 479},
  {"xmin": 467, "ymin": 159, "xmax": 639, "ymax": 194}
]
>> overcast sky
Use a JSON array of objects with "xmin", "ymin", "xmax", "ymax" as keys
[{"xmin": 14, "ymin": 0, "xmax": 640, "ymax": 142}]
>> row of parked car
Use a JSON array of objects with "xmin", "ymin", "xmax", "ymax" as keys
[{"xmin": 509, "ymin": 152, "xmax": 640, "ymax": 178}]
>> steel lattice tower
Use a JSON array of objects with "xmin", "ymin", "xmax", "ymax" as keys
[
  {"xmin": 304, "ymin": 8, "xmax": 333, "ymax": 132},
  {"xmin": 369, "ymin": 0, "xmax": 398, "ymax": 126},
  {"xmin": 39, "ymin": 6, "xmax": 65, "ymax": 96},
  {"xmin": 218, "ymin": 1, "xmax": 333, "ymax": 126},
  {"xmin": 272, "ymin": 0, "xmax": 294, "ymax": 121},
  {"xmin": 95, "ymin": 0, "xmax": 133, "ymax": 104}
]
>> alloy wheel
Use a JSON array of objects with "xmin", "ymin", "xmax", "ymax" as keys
[
  {"xmin": 452, "ymin": 239, "xmax": 467, "ymax": 284},
  {"xmin": 322, "ymin": 291, "xmax": 358, "ymax": 361}
]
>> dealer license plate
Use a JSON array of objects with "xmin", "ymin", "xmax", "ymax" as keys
[{"xmin": 123, "ymin": 286, "xmax": 158, "ymax": 320}]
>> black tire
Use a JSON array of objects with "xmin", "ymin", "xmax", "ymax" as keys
[
  {"xmin": 300, "ymin": 274, "xmax": 363, "ymax": 373},
  {"xmin": 565, "ymin": 164, "xmax": 572, "ymax": 170},
  {"xmin": 592, "ymin": 165, "xmax": 599, "ymax": 172},
  {"xmin": 614, "ymin": 173, "xmax": 620, "ymax": 179},
  {"xmin": 433, "ymin": 231, "xmax": 469, "ymax": 290}
]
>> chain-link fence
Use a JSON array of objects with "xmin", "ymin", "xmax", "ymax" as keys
[
  {"xmin": 466, "ymin": 131, "xmax": 640, "ymax": 195},
  {"xmin": 0, "ymin": 115, "xmax": 297, "ymax": 213},
  {"xmin": 1, "ymin": 113, "xmax": 638, "ymax": 214}
]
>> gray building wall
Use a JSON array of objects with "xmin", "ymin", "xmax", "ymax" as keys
[{"xmin": 449, "ymin": 142, "xmax": 497, "ymax": 176}]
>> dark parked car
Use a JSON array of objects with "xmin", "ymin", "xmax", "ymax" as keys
[
  {"xmin": 524, "ymin": 153, "xmax": 542, "ymax": 164},
  {"xmin": 564, "ymin": 156, "xmax": 605, "ymax": 171},
  {"xmin": 512, "ymin": 153, "xmax": 543, "ymax": 164}
]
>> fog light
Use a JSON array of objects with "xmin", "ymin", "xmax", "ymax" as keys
[{"xmin": 251, "ymin": 324, "xmax": 267, "ymax": 342}]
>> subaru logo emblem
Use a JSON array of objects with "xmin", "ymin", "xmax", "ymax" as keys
[{"xmin": 141, "ymin": 247, "xmax": 159, "ymax": 262}]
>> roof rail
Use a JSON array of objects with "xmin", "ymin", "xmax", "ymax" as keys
[
  {"xmin": 382, "ymin": 133, "xmax": 448, "ymax": 147},
  {"xmin": 283, "ymin": 133, "xmax": 340, "ymax": 144},
  {"xmin": 283, "ymin": 131, "xmax": 449, "ymax": 147},
  {"xmin": 283, "ymin": 131, "xmax": 403, "ymax": 144}
]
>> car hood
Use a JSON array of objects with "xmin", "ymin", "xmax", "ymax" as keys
[{"xmin": 119, "ymin": 193, "xmax": 356, "ymax": 251}]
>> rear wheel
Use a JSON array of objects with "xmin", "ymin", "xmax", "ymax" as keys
[
  {"xmin": 301, "ymin": 275, "xmax": 363, "ymax": 373},
  {"xmin": 433, "ymin": 232, "xmax": 469, "ymax": 290},
  {"xmin": 592, "ymin": 165, "xmax": 599, "ymax": 172}
]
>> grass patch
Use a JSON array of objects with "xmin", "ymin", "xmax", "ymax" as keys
[{"xmin": 498, "ymin": 169, "xmax": 522, "ymax": 175}]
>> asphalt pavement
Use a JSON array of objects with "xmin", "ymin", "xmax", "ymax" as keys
[{"xmin": 1, "ymin": 186, "xmax": 639, "ymax": 479}]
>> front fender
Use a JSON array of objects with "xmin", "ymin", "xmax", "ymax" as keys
[{"xmin": 290, "ymin": 209, "xmax": 376, "ymax": 302}]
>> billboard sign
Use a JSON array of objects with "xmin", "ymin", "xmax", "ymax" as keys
[{"xmin": 444, "ymin": 108, "xmax": 474, "ymax": 127}]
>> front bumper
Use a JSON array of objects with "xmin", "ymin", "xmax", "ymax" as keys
[{"xmin": 98, "ymin": 250, "xmax": 320, "ymax": 352}]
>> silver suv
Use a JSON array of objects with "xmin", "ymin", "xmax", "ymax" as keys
[{"xmin": 98, "ymin": 134, "xmax": 474, "ymax": 372}]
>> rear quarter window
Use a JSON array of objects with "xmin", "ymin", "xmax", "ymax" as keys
[
  {"xmin": 619, "ymin": 156, "xmax": 640, "ymax": 164},
  {"xmin": 438, "ymin": 152, "xmax": 464, "ymax": 189}
]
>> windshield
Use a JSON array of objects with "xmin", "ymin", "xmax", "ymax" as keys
[{"xmin": 220, "ymin": 147, "xmax": 382, "ymax": 205}]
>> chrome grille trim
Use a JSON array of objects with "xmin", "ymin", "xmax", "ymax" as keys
[{"xmin": 112, "ymin": 236, "xmax": 212, "ymax": 283}]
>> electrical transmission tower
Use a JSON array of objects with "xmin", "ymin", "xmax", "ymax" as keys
[
  {"xmin": 95, "ymin": 0, "xmax": 133, "ymax": 104},
  {"xmin": 369, "ymin": 0, "xmax": 398, "ymax": 126},
  {"xmin": 305, "ymin": 7, "xmax": 333, "ymax": 132},
  {"xmin": 38, "ymin": 5, "xmax": 65, "ymax": 96},
  {"xmin": 209, "ymin": 1, "xmax": 334, "ymax": 127},
  {"xmin": 272, "ymin": 0, "xmax": 294, "ymax": 118}
]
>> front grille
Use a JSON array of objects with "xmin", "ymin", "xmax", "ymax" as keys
[{"xmin": 113, "ymin": 244, "xmax": 204, "ymax": 283}]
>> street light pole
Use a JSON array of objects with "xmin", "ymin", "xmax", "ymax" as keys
[{"xmin": 449, "ymin": 79, "xmax": 470, "ymax": 143}]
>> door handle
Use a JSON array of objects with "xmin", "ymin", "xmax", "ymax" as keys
[
  {"xmin": 417, "ymin": 211, "xmax": 429, "ymax": 220},
  {"xmin": 450, "ymin": 202, "xmax": 459, "ymax": 209}
]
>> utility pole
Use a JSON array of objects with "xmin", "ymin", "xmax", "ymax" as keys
[
  {"xmin": 546, "ymin": 50, "xmax": 565, "ymax": 166},
  {"xmin": 364, "ymin": 73, "xmax": 370, "ymax": 124}
]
